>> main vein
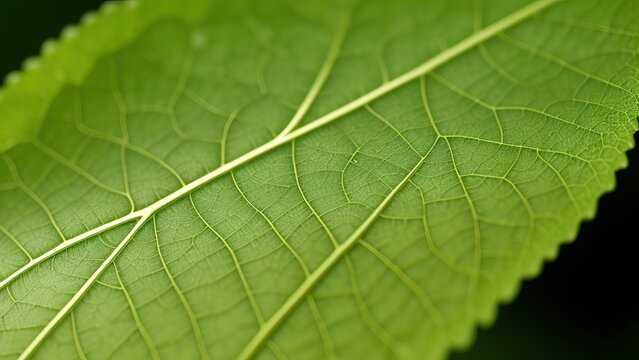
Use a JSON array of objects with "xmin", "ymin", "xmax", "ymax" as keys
[{"xmin": 0, "ymin": 0, "xmax": 557, "ymax": 292}]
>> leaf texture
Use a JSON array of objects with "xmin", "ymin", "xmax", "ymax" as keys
[{"xmin": 0, "ymin": 0, "xmax": 638, "ymax": 359}]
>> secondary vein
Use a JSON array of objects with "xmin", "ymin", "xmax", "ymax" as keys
[{"xmin": 236, "ymin": 138, "xmax": 440, "ymax": 360}]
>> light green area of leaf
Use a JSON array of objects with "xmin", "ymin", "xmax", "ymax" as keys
[
  {"xmin": 0, "ymin": 0, "xmax": 637, "ymax": 359},
  {"xmin": 0, "ymin": 0, "xmax": 209, "ymax": 152}
]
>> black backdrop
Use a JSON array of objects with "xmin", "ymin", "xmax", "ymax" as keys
[{"xmin": 1, "ymin": 1, "xmax": 637, "ymax": 358}]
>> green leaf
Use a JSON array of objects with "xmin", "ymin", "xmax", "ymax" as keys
[{"xmin": 0, "ymin": 0, "xmax": 637, "ymax": 359}]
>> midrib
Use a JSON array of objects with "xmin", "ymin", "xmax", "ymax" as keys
[{"xmin": 4, "ymin": 0, "xmax": 559, "ymax": 357}]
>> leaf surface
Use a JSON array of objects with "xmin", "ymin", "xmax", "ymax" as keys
[{"xmin": 0, "ymin": 0, "xmax": 638, "ymax": 359}]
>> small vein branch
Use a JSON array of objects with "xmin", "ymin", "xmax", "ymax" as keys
[
  {"xmin": 276, "ymin": 10, "xmax": 351, "ymax": 138},
  {"xmin": 0, "ymin": 211, "xmax": 143, "ymax": 291}
]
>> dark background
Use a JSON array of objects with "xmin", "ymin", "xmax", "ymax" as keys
[{"xmin": 1, "ymin": 1, "xmax": 637, "ymax": 359}]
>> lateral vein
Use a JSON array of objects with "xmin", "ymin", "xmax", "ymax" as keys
[{"xmin": 237, "ymin": 139, "xmax": 439, "ymax": 360}]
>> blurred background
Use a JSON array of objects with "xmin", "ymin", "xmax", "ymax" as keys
[{"xmin": 1, "ymin": 1, "xmax": 637, "ymax": 358}]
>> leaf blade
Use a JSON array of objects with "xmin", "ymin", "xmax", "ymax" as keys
[{"xmin": 0, "ymin": 0, "xmax": 637, "ymax": 359}]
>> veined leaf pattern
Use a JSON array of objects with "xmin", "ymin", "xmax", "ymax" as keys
[{"xmin": 0, "ymin": 0, "xmax": 638, "ymax": 359}]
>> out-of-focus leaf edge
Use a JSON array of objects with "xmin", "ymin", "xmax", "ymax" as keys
[
  {"xmin": 0, "ymin": 0, "xmax": 208, "ymax": 153},
  {"xmin": 464, "ymin": 106, "xmax": 638, "ymax": 351}
]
